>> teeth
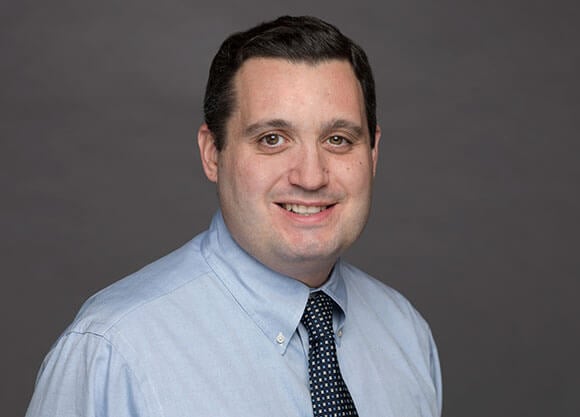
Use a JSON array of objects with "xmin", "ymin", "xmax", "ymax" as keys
[{"xmin": 282, "ymin": 204, "xmax": 327, "ymax": 215}]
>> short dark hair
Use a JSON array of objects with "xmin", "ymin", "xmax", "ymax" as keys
[{"xmin": 203, "ymin": 15, "xmax": 377, "ymax": 150}]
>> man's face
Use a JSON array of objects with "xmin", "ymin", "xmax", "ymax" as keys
[{"xmin": 199, "ymin": 58, "xmax": 380, "ymax": 286}]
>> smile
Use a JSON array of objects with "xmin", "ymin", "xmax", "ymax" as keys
[{"xmin": 279, "ymin": 203, "xmax": 330, "ymax": 215}]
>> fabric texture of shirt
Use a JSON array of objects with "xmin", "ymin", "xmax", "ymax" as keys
[{"xmin": 26, "ymin": 211, "xmax": 443, "ymax": 417}]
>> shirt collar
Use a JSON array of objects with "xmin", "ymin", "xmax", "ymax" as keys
[
  {"xmin": 200, "ymin": 211, "xmax": 348, "ymax": 354},
  {"xmin": 316, "ymin": 262, "xmax": 348, "ymax": 333}
]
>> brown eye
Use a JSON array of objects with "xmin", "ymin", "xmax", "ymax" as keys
[
  {"xmin": 327, "ymin": 135, "xmax": 348, "ymax": 146},
  {"xmin": 260, "ymin": 134, "xmax": 285, "ymax": 147}
]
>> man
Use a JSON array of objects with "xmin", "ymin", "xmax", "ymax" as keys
[{"xmin": 26, "ymin": 16, "xmax": 442, "ymax": 417}]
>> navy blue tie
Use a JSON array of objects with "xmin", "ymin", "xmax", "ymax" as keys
[{"xmin": 301, "ymin": 292, "xmax": 358, "ymax": 417}]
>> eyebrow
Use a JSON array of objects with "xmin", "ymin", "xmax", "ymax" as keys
[
  {"xmin": 243, "ymin": 118, "xmax": 365, "ymax": 138},
  {"xmin": 243, "ymin": 119, "xmax": 294, "ymax": 137},
  {"xmin": 321, "ymin": 119, "xmax": 365, "ymax": 137}
]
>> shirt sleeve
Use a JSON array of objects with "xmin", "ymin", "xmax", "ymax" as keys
[
  {"xmin": 428, "ymin": 329, "xmax": 443, "ymax": 416},
  {"xmin": 25, "ymin": 331, "xmax": 152, "ymax": 417}
]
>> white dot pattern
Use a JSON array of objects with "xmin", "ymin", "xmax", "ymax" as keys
[{"xmin": 301, "ymin": 292, "xmax": 358, "ymax": 417}]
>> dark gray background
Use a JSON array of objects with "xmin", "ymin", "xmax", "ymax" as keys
[{"xmin": 2, "ymin": 0, "xmax": 579, "ymax": 415}]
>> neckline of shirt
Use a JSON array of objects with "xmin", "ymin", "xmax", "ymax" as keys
[{"xmin": 200, "ymin": 211, "xmax": 348, "ymax": 354}]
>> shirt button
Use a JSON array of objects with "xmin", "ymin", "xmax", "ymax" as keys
[{"xmin": 276, "ymin": 332, "xmax": 285, "ymax": 344}]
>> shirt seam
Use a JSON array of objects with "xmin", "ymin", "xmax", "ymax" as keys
[
  {"xmin": 83, "ymin": 268, "xmax": 213, "ymax": 336},
  {"xmin": 65, "ymin": 330, "xmax": 158, "ymax": 417}
]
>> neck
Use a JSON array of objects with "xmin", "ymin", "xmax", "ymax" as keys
[{"xmin": 270, "ymin": 259, "xmax": 336, "ymax": 288}]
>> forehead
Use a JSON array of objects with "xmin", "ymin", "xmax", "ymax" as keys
[{"xmin": 229, "ymin": 58, "xmax": 366, "ymax": 130}]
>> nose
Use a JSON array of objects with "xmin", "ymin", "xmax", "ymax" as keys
[{"xmin": 288, "ymin": 144, "xmax": 329, "ymax": 191}]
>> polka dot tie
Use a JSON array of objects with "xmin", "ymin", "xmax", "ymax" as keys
[{"xmin": 301, "ymin": 292, "xmax": 358, "ymax": 417}]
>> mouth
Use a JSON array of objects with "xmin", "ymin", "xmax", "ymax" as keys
[{"xmin": 277, "ymin": 203, "xmax": 332, "ymax": 216}]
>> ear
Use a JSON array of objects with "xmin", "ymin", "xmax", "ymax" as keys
[
  {"xmin": 197, "ymin": 123, "xmax": 219, "ymax": 183},
  {"xmin": 371, "ymin": 124, "xmax": 381, "ymax": 177}
]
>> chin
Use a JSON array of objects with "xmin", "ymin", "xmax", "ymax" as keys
[{"xmin": 279, "ymin": 239, "xmax": 344, "ymax": 263}]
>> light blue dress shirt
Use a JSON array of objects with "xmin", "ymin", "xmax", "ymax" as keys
[{"xmin": 26, "ymin": 211, "xmax": 442, "ymax": 417}]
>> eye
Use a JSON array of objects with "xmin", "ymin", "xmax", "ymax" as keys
[
  {"xmin": 259, "ymin": 134, "xmax": 286, "ymax": 147},
  {"xmin": 326, "ymin": 135, "xmax": 350, "ymax": 146}
]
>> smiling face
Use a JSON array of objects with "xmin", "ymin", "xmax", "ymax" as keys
[{"xmin": 198, "ymin": 58, "xmax": 380, "ymax": 287}]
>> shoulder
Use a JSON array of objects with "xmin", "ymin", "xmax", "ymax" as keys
[
  {"xmin": 340, "ymin": 261, "xmax": 418, "ymax": 311},
  {"xmin": 66, "ymin": 233, "xmax": 212, "ymax": 338},
  {"xmin": 340, "ymin": 260, "xmax": 443, "ymax": 415},
  {"xmin": 340, "ymin": 260, "xmax": 433, "ymax": 336}
]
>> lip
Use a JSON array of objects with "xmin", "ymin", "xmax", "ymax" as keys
[{"xmin": 274, "ymin": 201, "xmax": 336, "ymax": 223}]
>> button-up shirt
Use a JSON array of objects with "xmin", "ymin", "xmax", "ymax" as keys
[{"xmin": 26, "ymin": 211, "xmax": 442, "ymax": 417}]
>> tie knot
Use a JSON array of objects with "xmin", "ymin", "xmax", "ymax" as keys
[{"xmin": 301, "ymin": 292, "xmax": 335, "ymax": 340}]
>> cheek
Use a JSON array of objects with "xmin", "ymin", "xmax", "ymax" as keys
[
  {"xmin": 336, "ymin": 158, "xmax": 374, "ymax": 188},
  {"xmin": 224, "ymin": 157, "xmax": 279, "ymax": 199}
]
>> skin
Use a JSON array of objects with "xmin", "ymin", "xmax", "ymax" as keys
[{"xmin": 198, "ymin": 58, "xmax": 380, "ymax": 287}]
